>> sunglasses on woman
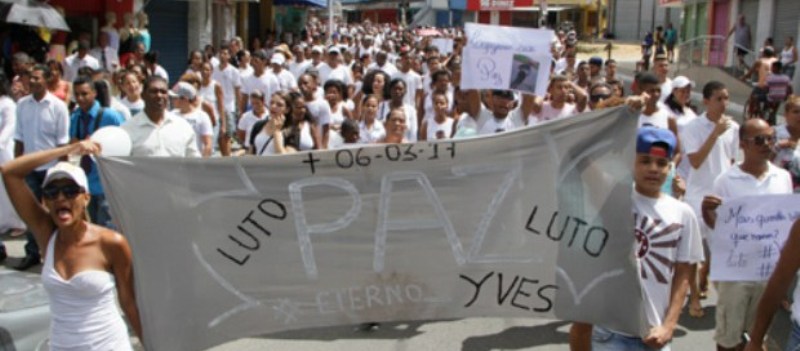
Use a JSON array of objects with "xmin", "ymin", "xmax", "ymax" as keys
[{"xmin": 42, "ymin": 184, "xmax": 85, "ymax": 200}]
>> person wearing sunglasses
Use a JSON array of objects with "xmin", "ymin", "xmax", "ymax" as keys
[
  {"xmin": 701, "ymin": 118, "xmax": 792, "ymax": 351},
  {"xmin": 587, "ymin": 82, "xmax": 613, "ymax": 111},
  {"xmin": 1, "ymin": 140, "xmax": 142, "ymax": 350}
]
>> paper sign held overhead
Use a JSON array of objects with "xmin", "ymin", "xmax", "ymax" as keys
[{"xmin": 461, "ymin": 23, "xmax": 553, "ymax": 97}]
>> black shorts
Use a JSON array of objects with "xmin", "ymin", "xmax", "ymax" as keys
[{"xmin": 666, "ymin": 42, "xmax": 675, "ymax": 51}]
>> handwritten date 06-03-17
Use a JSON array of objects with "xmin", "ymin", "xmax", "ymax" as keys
[{"xmin": 302, "ymin": 143, "xmax": 456, "ymax": 174}]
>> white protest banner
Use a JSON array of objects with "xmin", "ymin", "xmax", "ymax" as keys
[
  {"xmin": 99, "ymin": 107, "xmax": 644, "ymax": 351},
  {"xmin": 710, "ymin": 194, "xmax": 800, "ymax": 282},
  {"xmin": 432, "ymin": 38, "xmax": 454, "ymax": 55},
  {"xmin": 461, "ymin": 23, "xmax": 553, "ymax": 96}
]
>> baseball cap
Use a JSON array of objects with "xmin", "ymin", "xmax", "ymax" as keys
[
  {"xmin": 270, "ymin": 53, "xmax": 286, "ymax": 65},
  {"xmin": 589, "ymin": 56, "xmax": 603, "ymax": 66},
  {"xmin": 327, "ymin": 46, "xmax": 340, "ymax": 55},
  {"xmin": 169, "ymin": 81, "xmax": 197, "ymax": 100},
  {"xmin": 43, "ymin": 162, "xmax": 89, "ymax": 192},
  {"xmin": 311, "ymin": 46, "xmax": 324, "ymax": 54},
  {"xmin": 671, "ymin": 76, "xmax": 695, "ymax": 89},
  {"xmin": 636, "ymin": 127, "xmax": 676, "ymax": 159}
]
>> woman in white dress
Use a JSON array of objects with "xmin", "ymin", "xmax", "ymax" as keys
[
  {"xmin": 0, "ymin": 75, "xmax": 24, "ymax": 235},
  {"xmin": 2, "ymin": 141, "xmax": 142, "ymax": 350}
]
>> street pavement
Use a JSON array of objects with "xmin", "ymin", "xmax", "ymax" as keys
[{"xmin": 3, "ymin": 233, "xmax": 792, "ymax": 350}]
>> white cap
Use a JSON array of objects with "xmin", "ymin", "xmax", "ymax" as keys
[
  {"xmin": 270, "ymin": 53, "xmax": 286, "ymax": 65},
  {"xmin": 671, "ymin": 76, "xmax": 695, "ymax": 89},
  {"xmin": 43, "ymin": 162, "xmax": 89, "ymax": 192},
  {"xmin": 311, "ymin": 45, "xmax": 324, "ymax": 54},
  {"xmin": 169, "ymin": 82, "xmax": 197, "ymax": 100}
]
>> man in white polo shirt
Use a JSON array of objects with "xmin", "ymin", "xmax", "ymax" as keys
[
  {"xmin": 12, "ymin": 64, "xmax": 70, "ymax": 270},
  {"xmin": 121, "ymin": 76, "xmax": 200, "ymax": 157},
  {"xmin": 701, "ymin": 118, "xmax": 792, "ymax": 351}
]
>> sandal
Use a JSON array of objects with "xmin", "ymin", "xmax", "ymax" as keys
[{"xmin": 689, "ymin": 299, "xmax": 705, "ymax": 318}]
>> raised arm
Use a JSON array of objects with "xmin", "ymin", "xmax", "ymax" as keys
[
  {"xmin": 1, "ymin": 141, "xmax": 100, "ymax": 250},
  {"xmin": 463, "ymin": 89, "xmax": 481, "ymax": 118}
]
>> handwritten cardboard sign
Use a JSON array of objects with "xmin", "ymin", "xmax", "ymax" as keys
[
  {"xmin": 710, "ymin": 194, "xmax": 800, "ymax": 282},
  {"xmin": 99, "ymin": 107, "xmax": 643, "ymax": 351},
  {"xmin": 461, "ymin": 23, "xmax": 553, "ymax": 96}
]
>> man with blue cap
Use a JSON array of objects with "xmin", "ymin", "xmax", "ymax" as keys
[{"xmin": 570, "ymin": 127, "xmax": 704, "ymax": 351}]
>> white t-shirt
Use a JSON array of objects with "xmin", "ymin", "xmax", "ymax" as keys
[
  {"xmin": 672, "ymin": 107, "xmax": 698, "ymax": 180},
  {"xmin": 237, "ymin": 110, "xmax": 268, "ymax": 148},
  {"xmin": 173, "ymin": 109, "xmax": 213, "ymax": 152},
  {"xmin": 276, "ymin": 69, "xmax": 298, "ymax": 92},
  {"xmin": 63, "ymin": 53, "xmax": 101, "ymax": 82},
  {"xmin": 660, "ymin": 78, "xmax": 673, "ymax": 103},
  {"xmin": 306, "ymin": 97, "xmax": 332, "ymax": 126},
  {"xmin": 476, "ymin": 105, "xmax": 527, "ymax": 136},
  {"xmin": 377, "ymin": 102, "xmax": 418, "ymax": 142},
  {"xmin": 638, "ymin": 108, "xmax": 671, "ymax": 129},
  {"xmin": 426, "ymin": 117, "xmax": 454, "ymax": 140},
  {"xmin": 368, "ymin": 62, "xmax": 398, "ymax": 76},
  {"xmin": 318, "ymin": 63, "xmax": 352, "ymax": 85},
  {"xmin": 242, "ymin": 71, "xmax": 280, "ymax": 98},
  {"xmin": 289, "ymin": 59, "xmax": 311, "ymax": 79},
  {"xmin": 529, "ymin": 102, "xmax": 577, "ymax": 125},
  {"xmin": 680, "ymin": 113, "xmax": 740, "ymax": 212},
  {"xmin": 212, "ymin": 64, "xmax": 243, "ymax": 113},
  {"xmin": 359, "ymin": 120, "xmax": 386, "ymax": 143},
  {"xmin": 633, "ymin": 191, "xmax": 704, "ymax": 328},
  {"xmin": 119, "ymin": 96, "xmax": 144, "ymax": 117},
  {"xmin": 422, "ymin": 90, "xmax": 454, "ymax": 124},
  {"xmin": 393, "ymin": 70, "xmax": 423, "ymax": 107}
]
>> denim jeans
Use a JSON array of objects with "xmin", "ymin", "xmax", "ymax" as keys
[
  {"xmin": 22, "ymin": 170, "xmax": 46, "ymax": 258},
  {"xmin": 592, "ymin": 326, "xmax": 671, "ymax": 351},
  {"xmin": 88, "ymin": 194, "xmax": 116, "ymax": 230}
]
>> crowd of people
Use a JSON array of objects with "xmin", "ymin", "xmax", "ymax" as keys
[{"xmin": 1, "ymin": 16, "xmax": 800, "ymax": 351}]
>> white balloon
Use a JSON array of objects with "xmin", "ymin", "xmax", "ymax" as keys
[{"xmin": 90, "ymin": 126, "xmax": 132, "ymax": 156}]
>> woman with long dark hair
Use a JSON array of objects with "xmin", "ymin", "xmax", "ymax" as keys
[{"xmin": 285, "ymin": 91, "xmax": 321, "ymax": 151}]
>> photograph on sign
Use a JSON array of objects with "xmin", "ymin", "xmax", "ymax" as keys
[{"xmin": 510, "ymin": 54, "xmax": 540, "ymax": 93}]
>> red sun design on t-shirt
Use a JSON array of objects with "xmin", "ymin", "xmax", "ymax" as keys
[{"xmin": 633, "ymin": 213, "xmax": 684, "ymax": 284}]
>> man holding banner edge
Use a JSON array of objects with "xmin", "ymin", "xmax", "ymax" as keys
[{"xmin": 571, "ymin": 127, "xmax": 704, "ymax": 351}]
